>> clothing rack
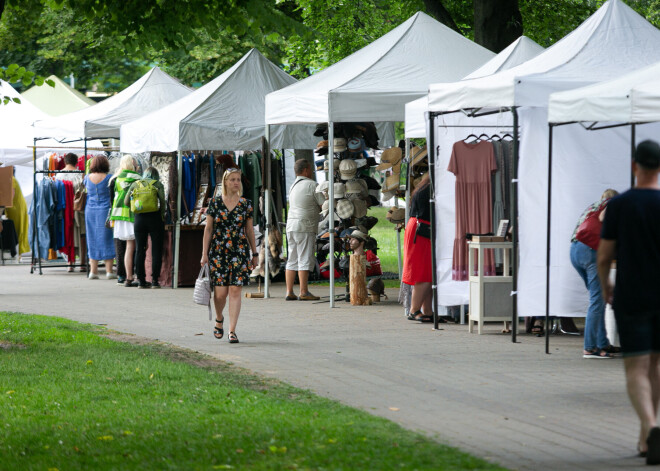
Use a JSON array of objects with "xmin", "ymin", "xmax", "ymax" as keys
[{"xmin": 427, "ymin": 110, "xmax": 520, "ymax": 339}]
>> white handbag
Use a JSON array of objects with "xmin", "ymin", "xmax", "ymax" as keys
[{"xmin": 193, "ymin": 264, "xmax": 213, "ymax": 320}]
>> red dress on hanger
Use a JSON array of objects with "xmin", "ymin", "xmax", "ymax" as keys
[{"xmin": 448, "ymin": 140, "xmax": 497, "ymax": 281}]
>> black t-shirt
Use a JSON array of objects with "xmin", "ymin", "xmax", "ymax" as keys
[
  {"xmin": 410, "ymin": 184, "xmax": 431, "ymax": 221},
  {"xmin": 601, "ymin": 188, "xmax": 660, "ymax": 315}
]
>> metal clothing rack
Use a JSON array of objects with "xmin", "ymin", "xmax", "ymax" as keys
[{"xmin": 427, "ymin": 108, "xmax": 520, "ymax": 339}]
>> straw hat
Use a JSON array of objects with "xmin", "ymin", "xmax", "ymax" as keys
[{"xmin": 375, "ymin": 147, "xmax": 402, "ymax": 171}]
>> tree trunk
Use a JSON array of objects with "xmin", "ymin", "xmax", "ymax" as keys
[
  {"xmin": 350, "ymin": 254, "xmax": 370, "ymax": 306},
  {"xmin": 474, "ymin": 0, "xmax": 523, "ymax": 53},
  {"xmin": 421, "ymin": 0, "xmax": 462, "ymax": 33}
]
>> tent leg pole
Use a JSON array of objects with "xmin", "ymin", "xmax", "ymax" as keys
[
  {"xmin": 631, "ymin": 124, "xmax": 636, "ymax": 188},
  {"xmin": 173, "ymin": 150, "xmax": 183, "ymax": 289},
  {"xmin": 396, "ymin": 139, "xmax": 407, "ymax": 281},
  {"xmin": 511, "ymin": 108, "xmax": 520, "ymax": 344},
  {"xmin": 328, "ymin": 121, "xmax": 335, "ymax": 308},
  {"xmin": 264, "ymin": 129, "xmax": 271, "ymax": 298},
  {"xmin": 403, "ymin": 138, "xmax": 412, "ymax": 317},
  {"xmin": 428, "ymin": 113, "xmax": 439, "ymax": 330},
  {"xmin": 545, "ymin": 124, "xmax": 554, "ymax": 355}
]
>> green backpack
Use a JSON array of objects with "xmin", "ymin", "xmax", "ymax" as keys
[{"xmin": 130, "ymin": 179, "xmax": 159, "ymax": 214}]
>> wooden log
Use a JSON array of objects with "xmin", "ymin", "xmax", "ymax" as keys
[{"xmin": 350, "ymin": 254, "xmax": 369, "ymax": 306}]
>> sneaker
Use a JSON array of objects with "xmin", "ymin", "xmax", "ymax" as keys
[
  {"xmin": 117, "ymin": 276, "xmax": 126, "ymax": 284},
  {"xmin": 602, "ymin": 345, "xmax": 622, "ymax": 356},
  {"xmin": 88, "ymin": 272, "xmax": 99, "ymax": 280},
  {"xmin": 151, "ymin": 282, "xmax": 161, "ymax": 289},
  {"xmin": 298, "ymin": 292, "xmax": 320, "ymax": 301},
  {"xmin": 137, "ymin": 282, "xmax": 149, "ymax": 289},
  {"xmin": 583, "ymin": 350, "xmax": 614, "ymax": 359},
  {"xmin": 124, "ymin": 279, "xmax": 136, "ymax": 287},
  {"xmin": 106, "ymin": 272, "xmax": 117, "ymax": 280}
]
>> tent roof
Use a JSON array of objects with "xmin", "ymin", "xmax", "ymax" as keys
[
  {"xmin": 33, "ymin": 67, "xmax": 190, "ymax": 140},
  {"xmin": 428, "ymin": 0, "xmax": 660, "ymax": 111},
  {"xmin": 405, "ymin": 36, "xmax": 544, "ymax": 137},
  {"xmin": 120, "ymin": 49, "xmax": 317, "ymax": 153},
  {"xmin": 548, "ymin": 59, "xmax": 660, "ymax": 123},
  {"xmin": 22, "ymin": 75, "xmax": 96, "ymax": 116},
  {"xmin": 266, "ymin": 11, "xmax": 494, "ymax": 125}
]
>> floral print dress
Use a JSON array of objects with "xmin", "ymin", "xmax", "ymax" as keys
[{"xmin": 206, "ymin": 196, "xmax": 253, "ymax": 286}]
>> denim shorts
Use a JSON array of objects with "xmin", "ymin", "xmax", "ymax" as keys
[{"xmin": 614, "ymin": 309, "xmax": 660, "ymax": 356}]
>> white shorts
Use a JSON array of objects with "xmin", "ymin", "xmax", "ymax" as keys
[
  {"xmin": 113, "ymin": 220, "xmax": 135, "ymax": 241},
  {"xmin": 286, "ymin": 231, "xmax": 316, "ymax": 271}
]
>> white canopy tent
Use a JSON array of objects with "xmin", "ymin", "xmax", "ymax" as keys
[
  {"xmin": 405, "ymin": 36, "xmax": 544, "ymax": 138},
  {"xmin": 33, "ymin": 67, "xmax": 190, "ymax": 141},
  {"xmin": 424, "ymin": 0, "xmax": 660, "ymax": 341},
  {"xmin": 120, "ymin": 49, "xmax": 318, "ymax": 153},
  {"xmin": 0, "ymin": 80, "xmax": 93, "ymax": 203},
  {"xmin": 548, "ymin": 60, "xmax": 660, "ymax": 124},
  {"xmin": 266, "ymin": 11, "xmax": 494, "ymax": 305}
]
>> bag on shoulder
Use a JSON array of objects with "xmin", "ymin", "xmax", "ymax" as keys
[
  {"xmin": 73, "ymin": 187, "xmax": 86, "ymax": 212},
  {"xmin": 130, "ymin": 179, "xmax": 159, "ymax": 214},
  {"xmin": 575, "ymin": 212, "xmax": 602, "ymax": 250},
  {"xmin": 193, "ymin": 264, "xmax": 213, "ymax": 320}
]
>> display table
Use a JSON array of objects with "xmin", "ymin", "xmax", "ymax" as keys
[{"xmin": 467, "ymin": 240, "xmax": 513, "ymax": 334}]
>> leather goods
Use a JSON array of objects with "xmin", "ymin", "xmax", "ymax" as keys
[
  {"xmin": 193, "ymin": 264, "xmax": 213, "ymax": 320},
  {"xmin": 575, "ymin": 211, "xmax": 602, "ymax": 250},
  {"xmin": 73, "ymin": 187, "xmax": 86, "ymax": 212}
]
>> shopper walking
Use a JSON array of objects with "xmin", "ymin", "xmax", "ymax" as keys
[
  {"xmin": 201, "ymin": 168, "xmax": 258, "ymax": 344},
  {"xmin": 598, "ymin": 140, "xmax": 660, "ymax": 463},
  {"xmin": 285, "ymin": 159, "xmax": 323, "ymax": 301},
  {"xmin": 124, "ymin": 167, "xmax": 166, "ymax": 289},
  {"xmin": 83, "ymin": 155, "xmax": 116, "ymax": 279},
  {"xmin": 570, "ymin": 188, "xmax": 618, "ymax": 358},
  {"xmin": 109, "ymin": 155, "xmax": 140, "ymax": 287}
]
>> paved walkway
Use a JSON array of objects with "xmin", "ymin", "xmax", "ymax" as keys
[{"xmin": 1, "ymin": 264, "xmax": 646, "ymax": 470}]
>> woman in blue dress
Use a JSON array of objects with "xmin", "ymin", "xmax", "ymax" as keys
[{"xmin": 84, "ymin": 155, "xmax": 116, "ymax": 279}]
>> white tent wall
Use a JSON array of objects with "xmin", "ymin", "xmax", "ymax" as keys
[
  {"xmin": 516, "ymin": 108, "xmax": 660, "ymax": 317},
  {"xmin": 431, "ymin": 112, "xmax": 514, "ymax": 307}
]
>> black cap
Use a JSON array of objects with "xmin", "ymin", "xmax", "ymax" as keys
[{"xmin": 634, "ymin": 140, "xmax": 660, "ymax": 169}]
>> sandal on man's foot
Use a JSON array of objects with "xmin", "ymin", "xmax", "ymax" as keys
[
  {"xmin": 228, "ymin": 332, "xmax": 239, "ymax": 344},
  {"xmin": 213, "ymin": 317, "xmax": 224, "ymax": 339},
  {"xmin": 412, "ymin": 311, "xmax": 433, "ymax": 323}
]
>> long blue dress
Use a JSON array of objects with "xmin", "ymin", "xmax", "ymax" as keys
[{"xmin": 84, "ymin": 174, "xmax": 115, "ymax": 260}]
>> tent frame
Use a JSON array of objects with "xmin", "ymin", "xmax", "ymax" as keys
[
  {"xmin": 427, "ymin": 107, "xmax": 520, "ymax": 339},
  {"xmin": 544, "ymin": 121, "xmax": 641, "ymax": 353}
]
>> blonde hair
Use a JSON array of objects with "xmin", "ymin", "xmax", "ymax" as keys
[
  {"xmin": 602, "ymin": 188, "xmax": 619, "ymax": 200},
  {"xmin": 116, "ymin": 154, "xmax": 136, "ymax": 175},
  {"xmin": 221, "ymin": 168, "xmax": 242, "ymax": 196}
]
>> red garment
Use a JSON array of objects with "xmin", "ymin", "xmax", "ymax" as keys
[
  {"xmin": 402, "ymin": 217, "xmax": 432, "ymax": 285},
  {"xmin": 448, "ymin": 140, "xmax": 497, "ymax": 281},
  {"xmin": 60, "ymin": 180, "xmax": 76, "ymax": 262},
  {"xmin": 365, "ymin": 249, "xmax": 382, "ymax": 277},
  {"xmin": 77, "ymin": 156, "xmax": 86, "ymax": 172}
]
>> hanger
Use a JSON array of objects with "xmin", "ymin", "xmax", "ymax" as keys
[
  {"xmin": 477, "ymin": 133, "xmax": 490, "ymax": 141},
  {"xmin": 489, "ymin": 134, "xmax": 501, "ymax": 141},
  {"xmin": 502, "ymin": 133, "xmax": 514, "ymax": 141},
  {"xmin": 464, "ymin": 133, "xmax": 480, "ymax": 142}
]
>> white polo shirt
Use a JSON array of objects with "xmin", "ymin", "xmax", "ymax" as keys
[{"xmin": 286, "ymin": 176, "xmax": 323, "ymax": 233}]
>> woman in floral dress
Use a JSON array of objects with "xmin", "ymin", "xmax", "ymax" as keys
[{"xmin": 201, "ymin": 168, "xmax": 258, "ymax": 344}]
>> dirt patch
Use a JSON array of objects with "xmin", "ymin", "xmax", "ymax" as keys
[
  {"xmin": 0, "ymin": 341, "xmax": 26, "ymax": 350},
  {"xmin": 100, "ymin": 330, "xmax": 282, "ymax": 391}
]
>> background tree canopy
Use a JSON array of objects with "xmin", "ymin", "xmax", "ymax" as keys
[{"xmin": 0, "ymin": 0, "xmax": 658, "ymax": 92}]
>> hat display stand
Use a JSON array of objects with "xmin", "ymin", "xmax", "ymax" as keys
[{"xmin": 313, "ymin": 122, "xmax": 383, "ymax": 304}]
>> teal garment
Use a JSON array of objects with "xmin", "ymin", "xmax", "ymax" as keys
[{"xmin": 239, "ymin": 152, "xmax": 262, "ymax": 224}]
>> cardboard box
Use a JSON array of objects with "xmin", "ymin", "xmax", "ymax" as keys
[{"xmin": 0, "ymin": 166, "xmax": 13, "ymax": 207}]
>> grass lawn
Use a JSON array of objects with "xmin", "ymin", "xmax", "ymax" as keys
[{"xmin": 0, "ymin": 312, "xmax": 506, "ymax": 471}]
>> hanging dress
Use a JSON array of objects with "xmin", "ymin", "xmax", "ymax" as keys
[
  {"xmin": 448, "ymin": 140, "xmax": 497, "ymax": 281},
  {"xmin": 84, "ymin": 173, "xmax": 115, "ymax": 260}
]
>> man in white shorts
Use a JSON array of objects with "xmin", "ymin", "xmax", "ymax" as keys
[{"xmin": 285, "ymin": 159, "xmax": 323, "ymax": 300}]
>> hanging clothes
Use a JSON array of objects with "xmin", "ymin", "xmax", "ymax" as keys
[
  {"xmin": 239, "ymin": 152, "xmax": 262, "ymax": 223},
  {"xmin": 59, "ymin": 180, "xmax": 75, "ymax": 262},
  {"xmin": 4, "ymin": 176, "xmax": 30, "ymax": 254},
  {"xmin": 29, "ymin": 178, "xmax": 56, "ymax": 260},
  {"xmin": 448, "ymin": 140, "xmax": 497, "ymax": 281},
  {"xmin": 181, "ymin": 154, "xmax": 196, "ymax": 216}
]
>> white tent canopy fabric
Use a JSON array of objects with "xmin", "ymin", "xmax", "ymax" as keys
[
  {"xmin": 266, "ymin": 11, "xmax": 494, "ymax": 125},
  {"xmin": 428, "ymin": 0, "xmax": 660, "ymax": 111},
  {"xmin": 425, "ymin": 0, "xmax": 660, "ymax": 318},
  {"xmin": 405, "ymin": 36, "xmax": 544, "ymax": 138},
  {"xmin": 548, "ymin": 60, "xmax": 660, "ymax": 123},
  {"xmin": 33, "ymin": 67, "xmax": 190, "ymax": 141},
  {"xmin": 22, "ymin": 75, "xmax": 96, "ymax": 117},
  {"xmin": 120, "ymin": 49, "xmax": 318, "ymax": 153}
]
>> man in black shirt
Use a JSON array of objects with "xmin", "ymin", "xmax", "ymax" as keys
[{"xmin": 598, "ymin": 140, "xmax": 660, "ymax": 464}]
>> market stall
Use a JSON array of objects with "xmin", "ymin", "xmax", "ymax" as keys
[
  {"xmin": 266, "ymin": 11, "xmax": 495, "ymax": 306},
  {"xmin": 120, "ymin": 49, "xmax": 319, "ymax": 287},
  {"xmin": 425, "ymin": 0, "xmax": 660, "ymax": 345}
]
